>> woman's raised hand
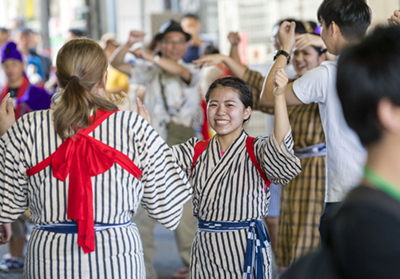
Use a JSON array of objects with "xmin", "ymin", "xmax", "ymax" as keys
[
  {"xmin": 294, "ymin": 33, "xmax": 326, "ymax": 50},
  {"xmin": 273, "ymin": 67, "xmax": 289, "ymax": 97},
  {"xmin": 0, "ymin": 93, "xmax": 15, "ymax": 137},
  {"xmin": 227, "ymin": 32, "xmax": 241, "ymax": 46}
]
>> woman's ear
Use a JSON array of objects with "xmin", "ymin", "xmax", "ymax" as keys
[
  {"xmin": 318, "ymin": 52, "xmax": 327, "ymax": 64},
  {"xmin": 243, "ymin": 106, "xmax": 252, "ymax": 122},
  {"xmin": 377, "ymin": 98, "xmax": 400, "ymax": 134}
]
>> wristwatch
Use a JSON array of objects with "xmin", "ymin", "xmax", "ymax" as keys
[{"xmin": 274, "ymin": 50, "xmax": 291, "ymax": 65}]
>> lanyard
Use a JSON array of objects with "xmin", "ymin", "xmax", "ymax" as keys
[{"xmin": 364, "ymin": 167, "xmax": 400, "ymax": 202}]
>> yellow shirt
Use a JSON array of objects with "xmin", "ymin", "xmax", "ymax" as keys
[{"xmin": 106, "ymin": 67, "xmax": 129, "ymax": 93}]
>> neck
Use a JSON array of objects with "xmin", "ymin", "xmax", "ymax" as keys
[
  {"xmin": 364, "ymin": 138, "xmax": 400, "ymax": 188},
  {"xmin": 336, "ymin": 37, "xmax": 360, "ymax": 55},
  {"xmin": 216, "ymin": 129, "xmax": 243, "ymax": 152},
  {"xmin": 8, "ymin": 76, "xmax": 24, "ymax": 88}
]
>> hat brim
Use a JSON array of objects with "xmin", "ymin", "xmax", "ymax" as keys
[{"xmin": 155, "ymin": 31, "xmax": 191, "ymax": 42}]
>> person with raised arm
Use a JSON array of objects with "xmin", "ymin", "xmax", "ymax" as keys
[{"xmin": 260, "ymin": 0, "xmax": 371, "ymax": 237}]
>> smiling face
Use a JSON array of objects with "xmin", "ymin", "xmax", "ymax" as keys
[
  {"xmin": 207, "ymin": 87, "xmax": 252, "ymax": 139},
  {"xmin": 160, "ymin": 32, "xmax": 188, "ymax": 62},
  {"xmin": 293, "ymin": 45, "xmax": 324, "ymax": 77}
]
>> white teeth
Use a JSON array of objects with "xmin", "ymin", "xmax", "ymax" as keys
[{"xmin": 216, "ymin": 120, "xmax": 229, "ymax": 124}]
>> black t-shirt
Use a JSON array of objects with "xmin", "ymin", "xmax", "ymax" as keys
[
  {"xmin": 8, "ymin": 87, "xmax": 19, "ymax": 98},
  {"xmin": 282, "ymin": 185, "xmax": 400, "ymax": 279}
]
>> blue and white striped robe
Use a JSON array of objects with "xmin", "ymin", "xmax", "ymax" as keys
[
  {"xmin": 172, "ymin": 130, "xmax": 301, "ymax": 279},
  {"xmin": 0, "ymin": 110, "xmax": 192, "ymax": 278}
]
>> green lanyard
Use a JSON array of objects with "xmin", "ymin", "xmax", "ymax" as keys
[{"xmin": 364, "ymin": 167, "xmax": 400, "ymax": 202}]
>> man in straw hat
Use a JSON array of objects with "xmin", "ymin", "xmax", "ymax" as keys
[{"xmin": 111, "ymin": 19, "xmax": 202, "ymax": 279}]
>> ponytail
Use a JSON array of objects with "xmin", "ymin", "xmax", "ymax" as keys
[{"xmin": 53, "ymin": 39, "xmax": 118, "ymax": 140}]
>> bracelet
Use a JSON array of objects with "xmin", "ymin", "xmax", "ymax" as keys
[{"xmin": 154, "ymin": 55, "xmax": 160, "ymax": 64}]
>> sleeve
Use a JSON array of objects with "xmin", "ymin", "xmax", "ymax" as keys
[
  {"xmin": 292, "ymin": 63, "xmax": 330, "ymax": 104},
  {"xmin": 171, "ymin": 137, "xmax": 200, "ymax": 179},
  {"xmin": 130, "ymin": 60, "xmax": 157, "ymax": 85},
  {"xmin": 242, "ymin": 68, "xmax": 273, "ymax": 114},
  {"xmin": 0, "ymin": 119, "xmax": 29, "ymax": 223},
  {"xmin": 256, "ymin": 129, "xmax": 302, "ymax": 185},
  {"xmin": 182, "ymin": 63, "xmax": 200, "ymax": 88},
  {"xmin": 133, "ymin": 114, "xmax": 193, "ymax": 230},
  {"xmin": 25, "ymin": 86, "xmax": 52, "ymax": 111}
]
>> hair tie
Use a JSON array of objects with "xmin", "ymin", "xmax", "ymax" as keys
[{"xmin": 69, "ymin": 76, "xmax": 80, "ymax": 82}]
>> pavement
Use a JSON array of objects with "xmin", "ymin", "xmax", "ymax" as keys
[{"xmin": 0, "ymin": 222, "xmax": 184, "ymax": 279}]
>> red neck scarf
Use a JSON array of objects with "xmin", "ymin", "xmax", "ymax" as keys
[
  {"xmin": 27, "ymin": 110, "xmax": 142, "ymax": 253},
  {"xmin": 1, "ymin": 76, "xmax": 30, "ymax": 119}
]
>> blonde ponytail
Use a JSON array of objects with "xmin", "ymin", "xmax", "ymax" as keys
[{"xmin": 53, "ymin": 39, "xmax": 118, "ymax": 140}]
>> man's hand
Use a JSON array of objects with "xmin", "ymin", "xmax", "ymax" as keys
[
  {"xmin": 126, "ymin": 31, "xmax": 145, "ymax": 48},
  {"xmin": 227, "ymin": 32, "xmax": 241, "ymax": 46},
  {"xmin": 193, "ymin": 54, "xmax": 226, "ymax": 68},
  {"xmin": 388, "ymin": 9, "xmax": 400, "ymax": 26},
  {"xmin": 129, "ymin": 48, "xmax": 154, "ymax": 62},
  {"xmin": 278, "ymin": 21, "xmax": 296, "ymax": 53},
  {"xmin": 0, "ymin": 223, "xmax": 11, "ymax": 245},
  {"xmin": 0, "ymin": 94, "xmax": 15, "ymax": 137}
]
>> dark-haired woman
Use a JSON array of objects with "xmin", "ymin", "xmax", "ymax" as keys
[
  {"xmin": 168, "ymin": 75, "xmax": 301, "ymax": 278},
  {"xmin": 0, "ymin": 38, "xmax": 192, "ymax": 278},
  {"xmin": 194, "ymin": 28, "xmax": 328, "ymax": 272}
]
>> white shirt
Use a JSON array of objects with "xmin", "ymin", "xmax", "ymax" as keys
[
  {"xmin": 293, "ymin": 60, "xmax": 367, "ymax": 203},
  {"xmin": 130, "ymin": 60, "xmax": 202, "ymax": 140}
]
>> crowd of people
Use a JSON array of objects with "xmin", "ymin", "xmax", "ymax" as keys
[{"xmin": 0, "ymin": 0, "xmax": 400, "ymax": 278}]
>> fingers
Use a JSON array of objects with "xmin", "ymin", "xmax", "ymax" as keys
[
  {"xmin": 390, "ymin": 15, "xmax": 400, "ymax": 25},
  {"xmin": 0, "ymin": 93, "xmax": 10, "ymax": 110},
  {"xmin": 0, "ymin": 224, "xmax": 11, "ymax": 245},
  {"xmin": 193, "ymin": 58, "xmax": 210, "ymax": 68},
  {"xmin": 273, "ymin": 67, "xmax": 288, "ymax": 88},
  {"xmin": 136, "ymin": 97, "xmax": 151, "ymax": 124},
  {"xmin": 1, "ymin": 94, "xmax": 15, "ymax": 118}
]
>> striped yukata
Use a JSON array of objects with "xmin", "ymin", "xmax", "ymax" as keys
[
  {"xmin": 0, "ymin": 110, "xmax": 192, "ymax": 278},
  {"xmin": 172, "ymin": 130, "xmax": 301, "ymax": 279},
  {"xmin": 243, "ymin": 68, "xmax": 326, "ymax": 267}
]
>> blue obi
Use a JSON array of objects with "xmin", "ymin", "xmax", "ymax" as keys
[{"xmin": 198, "ymin": 219, "xmax": 270, "ymax": 279}]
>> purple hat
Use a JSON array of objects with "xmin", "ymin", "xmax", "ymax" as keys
[{"xmin": 1, "ymin": 41, "xmax": 23, "ymax": 63}]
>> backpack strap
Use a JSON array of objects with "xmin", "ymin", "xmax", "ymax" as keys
[
  {"xmin": 191, "ymin": 139, "xmax": 211, "ymax": 175},
  {"xmin": 246, "ymin": 137, "xmax": 271, "ymax": 188}
]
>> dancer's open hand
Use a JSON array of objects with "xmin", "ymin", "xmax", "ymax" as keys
[{"xmin": 0, "ymin": 93, "xmax": 15, "ymax": 137}]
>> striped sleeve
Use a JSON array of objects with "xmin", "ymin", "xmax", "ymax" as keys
[
  {"xmin": 256, "ymin": 129, "xmax": 302, "ymax": 185},
  {"xmin": 134, "ymin": 115, "xmax": 193, "ymax": 230},
  {"xmin": 171, "ymin": 137, "xmax": 200, "ymax": 179},
  {"xmin": 0, "ymin": 117, "xmax": 29, "ymax": 223}
]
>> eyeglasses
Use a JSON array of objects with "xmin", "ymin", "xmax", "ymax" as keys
[{"xmin": 162, "ymin": 40, "xmax": 187, "ymax": 45}]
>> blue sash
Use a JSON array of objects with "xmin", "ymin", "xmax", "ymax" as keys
[
  {"xmin": 35, "ymin": 221, "xmax": 131, "ymax": 234},
  {"xmin": 294, "ymin": 143, "xmax": 326, "ymax": 159},
  {"xmin": 198, "ymin": 219, "xmax": 270, "ymax": 279}
]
